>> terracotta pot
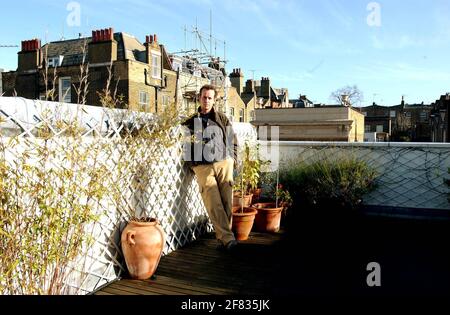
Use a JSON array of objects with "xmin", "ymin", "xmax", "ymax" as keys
[
  {"xmin": 251, "ymin": 188, "xmax": 262, "ymax": 202},
  {"xmin": 232, "ymin": 207, "xmax": 257, "ymax": 241},
  {"xmin": 251, "ymin": 202, "xmax": 284, "ymax": 233},
  {"xmin": 233, "ymin": 193, "xmax": 253, "ymax": 207},
  {"xmin": 121, "ymin": 219, "xmax": 165, "ymax": 280}
]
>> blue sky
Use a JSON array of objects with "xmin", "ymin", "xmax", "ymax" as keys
[{"xmin": 1, "ymin": 0, "xmax": 450, "ymax": 106}]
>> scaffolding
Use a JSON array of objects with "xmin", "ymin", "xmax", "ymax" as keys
[{"xmin": 170, "ymin": 14, "xmax": 230, "ymax": 116}]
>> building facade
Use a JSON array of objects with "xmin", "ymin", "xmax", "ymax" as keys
[
  {"xmin": 1, "ymin": 29, "xmax": 177, "ymax": 113},
  {"xmin": 251, "ymin": 106, "xmax": 365, "ymax": 142},
  {"xmin": 229, "ymin": 69, "xmax": 290, "ymax": 123},
  {"xmin": 430, "ymin": 93, "xmax": 449, "ymax": 142},
  {"xmin": 0, "ymin": 68, "xmax": 3, "ymax": 95},
  {"xmin": 357, "ymin": 99, "xmax": 432, "ymax": 142}
]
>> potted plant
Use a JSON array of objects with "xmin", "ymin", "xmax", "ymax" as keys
[
  {"xmin": 232, "ymin": 142, "xmax": 268, "ymax": 207},
  {"xmin": 251, "ymin": 168, "xmax": 293, "ymax": 233},
  {"xmin": 279, "ymin": 155, "xmax": 378, "ymax": 235},
  {"xmin": 231, "ymin": 142, "xmax": 259, "ymax": 240}
]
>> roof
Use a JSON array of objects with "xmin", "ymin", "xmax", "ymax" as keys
[{"xmin": 42, "ymin": 33, "xmax": 126, "ymax": 67}]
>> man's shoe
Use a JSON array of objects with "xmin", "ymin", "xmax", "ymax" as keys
[{"xmin": 225, "ymin": 240, "xmax": 238, "ymax": 252}]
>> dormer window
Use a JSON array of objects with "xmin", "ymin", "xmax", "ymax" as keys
[{"xmin": 47, "ymin": 55, "xmax": 64, "ymax": 67}]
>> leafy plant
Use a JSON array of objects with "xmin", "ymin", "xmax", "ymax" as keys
[
  {"xmin": 233, "ymin": 142, "xmax": 269, "ymax": 195},
  {"xmin": 0, "ymin": 50, "xmax": 181, "ymax": 294},
  {"xmin": 280, "ymin": 155, "xmax": 378, "ymax": 212},
  {"xmin": 274, "ymin": 184, "xmax": 293, "ymax": 209}
]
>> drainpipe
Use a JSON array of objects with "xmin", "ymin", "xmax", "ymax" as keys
[{"xmin": 144, "ymin": 68, "xmax": 159, "ymax": 113}]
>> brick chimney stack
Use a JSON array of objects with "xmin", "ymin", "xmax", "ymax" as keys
[
  {"xmin": 144, "ymin": 34, "xmax": 160, "ymax": 64},
  {"xmin": 18, "ymin": 38, "xmax": 42, "ymax": 72},
  {"xmin": 229, "ymin": 68, "xmax": 244, "ymax": 95},
  {"xmin": 88, "ymin": 27, "xmax": 117, "ymax": 64},
  {"xmin": 260, "ymin": 77, "xmax": 270, "ymax": 98}
]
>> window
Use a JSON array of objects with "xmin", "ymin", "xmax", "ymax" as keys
[
  {"xmin": 48, "ymin": 55, "xmax": 64, "ymax": 68},
  {"xmin": 420, "ymin": 111, "xmax": 428, "ymax": 122},
  {"xmin": 390, "ymin": 110, "xmax": 396, "ymax": 118},
  {"xmin": 162, "ymin": 95, "xmax": 170, "ymax": 108},
  {"xmin": 139, "ymin": 91, "xmax": 149, "ymax": 111},
  {"xmin": 39, "ymin": 93, "xmax": 46, "ymax": 101},
  {"xmin": 239, "ymin": 109, "xmax": 244, "ymax": 122},
  {"xmin": 59, "ymin": 77, "xmax": 71, "ymax": 103},
  {"xmin": 405, "ymin": 112, "xmax": 411, "ymax": 118},
  {"xmin": 151, "ymin": 52, "xmax": 161, "ymax": 79},
  {"xmin": 172, "ymin": 60, "xmax": 182, "ymax": 72},
  {"xmin": 365, "ymin": 125, "xmax": 371, "ymax": 132},
  {"xmin": 230, "ymin": 107, "xmax": 235, "ymax": 117},
  {"xmin": 376, "ymin": 125, "xmax": 383, "ymax": 133},
  {"xmin": 362, "ymin": 112, "xmax": 367, "ymax": 116}
]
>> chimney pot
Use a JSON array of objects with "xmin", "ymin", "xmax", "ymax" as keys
[
  {"xmin": 154, "ymin": 34, "xmax": 157, "ymax": 43},
  {"xmin": 109, "ymin": 27, "xmax": 114, "ymax": 40}
]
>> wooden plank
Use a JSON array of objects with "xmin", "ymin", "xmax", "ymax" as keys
[
  {"xmin": 100, "ymin": 286, "xmax": 137, "ymax": 295},
  {"xmin": 150, "ymin": 274, "xmax": 234, "ymax": 295},
  {"xmin": 94, "ymin": 291, "xmax": 114, "ymax": 295},
  {"xmin": 107, "ymin": 282, "xmax": 161, "ymax": 295},
  {"xmin": 96, "ymin": 231, "xmax": 283, "ymax": 296},
  {"xmin": 118, "ymin": 279, "xmax": 201, "ymax": 295}
]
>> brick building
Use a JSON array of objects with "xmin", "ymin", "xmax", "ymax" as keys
[
  {"xmin": 357, "ymin": 98, "xmax": 432, "ymax": 142},
  {"xmin": 169, "ymin": 55, "xmax": 247, "ymax": 122},
  {"xmin": 430, "ymin": 93, "xmax": 450, "ymax": 142},
  {"xmin": 252, "ymin": 106, "xmax": 365, "ymax": 142},
  {"xmin": 229, "ymin": 69, "xmax": 289, "ymax": 122},
  {"xmin": 1, "ymin": 28, "xmax": 177, "ymax": 113}
]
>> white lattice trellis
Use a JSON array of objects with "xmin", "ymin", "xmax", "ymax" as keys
[
  {"xmin": 266, "ymin": 141, "xmax": 450, "ymax": 211},
  {"xmin": 0, "ymin": 97, "xmax": 256, "ymax": 294}
]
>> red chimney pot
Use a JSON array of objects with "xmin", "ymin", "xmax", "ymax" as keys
[{"xmin": 154, "ymin": 34, "xmax": 157, "ymax": 43}]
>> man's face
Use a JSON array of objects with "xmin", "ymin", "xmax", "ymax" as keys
[{"xmin": 200, "ymin": 89, "xmax": 215, "ymax": 114}]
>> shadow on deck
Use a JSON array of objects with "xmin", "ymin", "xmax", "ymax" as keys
[{"xmin": 94, "ymin": 215, "xmax": 450, "ymax": 296}]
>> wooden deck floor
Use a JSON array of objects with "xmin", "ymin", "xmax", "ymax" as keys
[
  {"xmin": 94, "ymin": 215, "xmax": 450, "ymax": 297},
  {"xmin": 94, "ymin": 231, "xmax": 287, "ymax": 295}
]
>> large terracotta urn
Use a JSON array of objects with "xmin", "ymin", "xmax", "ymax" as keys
[{"xmin": 121, "ymin": 219, "xmax": 165, "ymax": 280}]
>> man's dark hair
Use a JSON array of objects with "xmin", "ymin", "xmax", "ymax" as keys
[{"xmin": 199, "ymin": 84, "xmax": 218, "ymax": 99}]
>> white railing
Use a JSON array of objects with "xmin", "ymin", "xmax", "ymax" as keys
[
  {"xmin": 0, "ymin": 97, "xmax": 256, "ymax": 294},
  {"xmin": 262, "ymin": 141, "xmax": 450, "ymax": 212}
]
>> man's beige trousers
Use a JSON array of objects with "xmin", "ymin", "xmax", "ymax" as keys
[{"xmin": 192, "ymin": 158, "xmax": 236, "ymax": 245}]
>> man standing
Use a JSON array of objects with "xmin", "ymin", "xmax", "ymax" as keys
[{"xmin": 182, "ymin": 84, "xmax": 238, "ymax": 251}]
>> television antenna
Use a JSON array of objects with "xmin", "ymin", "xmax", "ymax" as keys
[{"xmin": 0, "ymin": 45, "xmax": 18, "ymax": 48}]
